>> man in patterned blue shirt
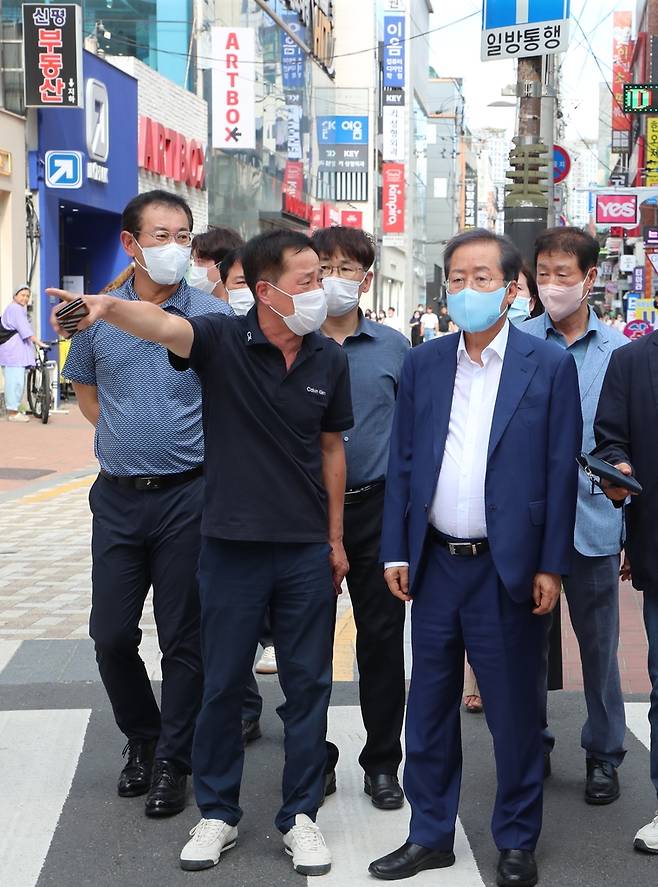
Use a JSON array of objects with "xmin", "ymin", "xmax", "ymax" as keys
[{"xmin": 63, "ymin": 190, "xmax": 233, "ymax": 818}]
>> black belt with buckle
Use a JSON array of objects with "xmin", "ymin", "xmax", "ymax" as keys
[
  {"xmin": 100, "ymin": 464, "xmax": 203, "ymax": 491},
  {"xmin": 344, "ymin": 479, "xmax": 384, "ymax": 504},
  {"xmin": 429, "ymin": 526, "xmax": 489, "ymax": 557}
]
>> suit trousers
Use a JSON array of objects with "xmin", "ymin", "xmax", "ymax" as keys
[
  {"xmin": 193, "ymin": 538, "xmax": 335, "ymax": 833},
  {"xmin": 642, "ymin": 588, "xmax": 658, "ymax": 798},
  {"xmin": 88, "ymin": 474, "xmax": 204, "ymax": 771},
  {"xmin": 561, "ymin": 550, "xmax": 626, "ymax": 767},
  {"xmin": 344, "ymin": 485, "xmax": 406, "ymax": 774},
  {"xmin": 405, "ymin": 542, "xmax": 545, "ymax": 852}
]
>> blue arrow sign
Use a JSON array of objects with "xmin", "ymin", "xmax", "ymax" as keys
[
  {"xmin": 44, "ymin": 150, "xmax": 83, "ymax": 189},
  {"xmin": 484, "ymin": 0, "xmax": 570, "ymax": 29}
]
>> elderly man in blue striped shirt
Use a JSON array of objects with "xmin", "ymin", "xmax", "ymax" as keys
[{"xmin": 64, "ymin": 190, "xmax": 233, "ymax": 818}]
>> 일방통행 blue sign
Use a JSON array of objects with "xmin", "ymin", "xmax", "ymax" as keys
[
  {"xmin": 483, "ymin": 0, "xmax": 570, "ymax": 29},
  {"xmin": 317, "ymin": 116, "xmax": 369, "ymax": 145},
  {"xmin": 383, "ymin": 14, "xmax": 405, "ymax": 88},
  {"xmin": 481, "ymin": 0, "xmax": 570, "ymax": 61}
]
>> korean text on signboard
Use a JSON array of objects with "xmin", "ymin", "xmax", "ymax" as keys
[
  {"xmin": 646, "ymin": 118, "xmax": 658, "ymax": 186},
  {"xmin": 317, "ymin": 115, "xmax": 369, "ymax": 171},
  {"xmin": 383, "ymin": 15, "xmax": 405, "ymax": 88},
  {"xmin": 211, "ymin": 27, "xmax": 256, "ymax": 151},
  {"xmin": 464, "ymin": 174, "xmax": 477, "ymax": 228},
  {"xmin": 383, "ymin": 105, "xmax": 405, "ymax": 162},
  {"xmin": 382, "ymin": 162, "xmax": 405, "ymax": 234},
  {"xmin": 22, "ymin": 3, "xmax": 82, "ymax": 107},
  {"xmin": 281, "ymin": 13, "xmax": 306, "ymax": 90},
  {"xmin": 612, "ymin": 12, "xmax": 633, "ymax": 133},
  {"xmin": 481, "ymin": 0, "xmax": 570, "ymax": 62}
]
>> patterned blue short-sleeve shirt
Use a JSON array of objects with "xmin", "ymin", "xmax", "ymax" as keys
[{"xmin": 63, "ymin": 276, "xmax": 234, "ymax": 475}]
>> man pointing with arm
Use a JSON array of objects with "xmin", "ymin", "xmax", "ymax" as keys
[{"xmin": 50, "ymin": 229, "xmax": 352, "ymax": 877}]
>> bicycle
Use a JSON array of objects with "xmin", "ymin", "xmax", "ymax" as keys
[{"xmin": 26, "ymin": 342, "xmax": 56, "ymax": 424}]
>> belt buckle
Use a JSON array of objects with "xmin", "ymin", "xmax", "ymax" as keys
[
  {"xmin": 137, "ymin": 476, "xmax": 161, "ymax": 491},
  {"xmin": 448, "ymin": 542, "xmax": 477, "ymax": 556}
]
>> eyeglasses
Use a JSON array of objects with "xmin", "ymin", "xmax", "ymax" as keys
[
  {"xmin": 446, "ymin": 274, "xmax": 506, "ymax": 294},
  {"xmin": 319, "ymin": 264, "xmax": 365, "ymax": 279},
  {"xmin": 136, "ymin": 229, "xmax": 194, "ymax": 247}
]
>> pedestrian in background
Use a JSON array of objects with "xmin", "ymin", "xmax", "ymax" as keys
[
  {"xmin": 437, "ymin": 305, "xmax": 452, "ymax": 335},
  {"xmin": 509, "ymin": 265, "xmax": 543, "ymax": 324},
  {"xmin": 593, "ymin": 331, "xmax": 658, "ymax": 854},
  {"xmin": 60, "ymin": 189, "xmax": 233, "ymax": 818},
  {"xmin": 525, "ymin": 227, "xmax": 628, "ymax": 802},
  {"xmin": 409, "ymin": 310, "xmax": 422, "ymax": 347},
  {"xmin": 419, "ymin": 304, "xmax": 439, "ymax": 341},
  {"xmin": 315, "ymin": 225, "xmax": 409, "ymax": 811},
  {"xmin": 189, "ymin": 226, "xmax": 244, "ymax": 299},
  {"xmin": 371, "ymin": 229, "xmax": 582, "ymax": 887},
  {"xmin": 0, "ymin": 284, "xmax": 47, "ymax": 422}
]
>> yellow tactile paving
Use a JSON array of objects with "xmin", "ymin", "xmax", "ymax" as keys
[{"xmin": 20, "ymin": 475, "xmax": 95, "ymax": 504}]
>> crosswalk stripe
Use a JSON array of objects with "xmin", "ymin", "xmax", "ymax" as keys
[
  {"xmin": 0, "ymin": 708, "xmax": 91, "ymax": 887},
  {"xmin": 316, "ymin": 706, "xmax": 485, "ymax": 886},
  {"xmin": 625, "ymin": 702, "xmax": 651, "ymax": 751}
]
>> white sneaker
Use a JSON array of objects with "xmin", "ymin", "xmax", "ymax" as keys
[
  {"xmin": 180, "ymin": 818, "xmax": 238, "ymax": 871},
  {"xmin": 283, "ymin": 814, "xmax": 332, "ymax": 876},
  {"xmin": 634, "ymin": 812, "xmax": 658, "ymax": 854},
  {"xmin": 7, "ymin": 413, "xmax": 29, "ymax": 423},
  {"xmin": 255, "ymin": 645, "xmax": 278, "ymax": 674}
]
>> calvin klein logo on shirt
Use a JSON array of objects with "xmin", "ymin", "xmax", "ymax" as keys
[{"xmin": 307, "ymin": 386, "xmax": 327, "ymax": 396}]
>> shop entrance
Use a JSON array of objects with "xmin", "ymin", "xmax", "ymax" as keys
[{"xmin": 57, "ymin": 201, "xmax": 127, "ymax": 294}]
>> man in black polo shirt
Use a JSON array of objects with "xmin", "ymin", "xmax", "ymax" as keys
[{"xmin": 49, "ymin": 230, "xmax": 352, "ymax": 878}]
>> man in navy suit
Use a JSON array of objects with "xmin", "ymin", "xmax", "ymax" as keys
[{"xmin": 369, "ymin": 230, "xmax": 582, "ymax": 887}]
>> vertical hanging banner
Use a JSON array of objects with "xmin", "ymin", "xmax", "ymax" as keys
[
  {"xmin": 22, "ymin": 3, "xmax": 83, "ymax": 107},
  {"xmin": 382, "ymin": 163, "xmax": 405, "ymax": 233},
  {"xmin": 383, "ymin": 15, "xmax": 405, "ymax": 88},
  {"xmin": 612, "ymin": 11, "xmax": 633, "ymax": 138},
  {"xmin": 211, "ymin": 27, "xmax": 256, "ymax": 151}
]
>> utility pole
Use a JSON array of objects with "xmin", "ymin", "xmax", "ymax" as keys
[{"xmin": 504, "ymin": 56, "xmax": 550, "ymax": 265}]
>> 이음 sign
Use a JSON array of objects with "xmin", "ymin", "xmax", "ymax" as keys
[{"xmin": 595, "ymin": 193, "xmax": 638, "ymax": 227}]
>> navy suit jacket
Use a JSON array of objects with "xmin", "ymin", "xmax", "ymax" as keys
[{"xmin": 381, "ymin": 322, "xmax": 583, "ymax": 602}]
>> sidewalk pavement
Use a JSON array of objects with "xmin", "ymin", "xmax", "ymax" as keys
[{"xmin": 0, "ymin": 407, "xmax": 651, "ymax": 692}]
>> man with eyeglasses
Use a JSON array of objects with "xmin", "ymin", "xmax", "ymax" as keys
[
  {"xmin": 62, "ymin": 189, "xmax": 233, "ymax": 819},
  {"xmin": 314, "ymin": 225, "xmax": 409, "ymax": 811},
  {"xmin": 370, "ymin": 229, "xmax": 582, "ymax": 887}
]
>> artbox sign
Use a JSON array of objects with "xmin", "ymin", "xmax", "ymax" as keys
[
  {"xmin": 212, "ymin": 27, "xmax": 256, "ymax": 151},
  {"xmin": 595, "ymin": 193, "xmax": 639, "ymax": 227},
  {"xmin": 138, "ymin": 116, "xmax": 206, "ymax": 189},
  {"xmin": 22, "ymin": 3, "xmax": 83, "ymax": 107},
  {"xmin": 382, "ymin": 163, "xmax": 405, "ymax": 234}
]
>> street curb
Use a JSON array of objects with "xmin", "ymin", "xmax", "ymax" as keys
[{"xmin": 0, "ymin": 465, "xmax": 98, "ymax": 506}]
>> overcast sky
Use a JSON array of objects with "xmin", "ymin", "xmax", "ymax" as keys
[{"xmin": 429, "ymin": 2, "xmax": 627, "ymax": 144}]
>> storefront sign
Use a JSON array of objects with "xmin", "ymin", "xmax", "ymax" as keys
[
  {"xmin": 646, "ymin": 118, "xmax": 658, "ymax": 186},
  {"xmin": 283, "ymin": 160, "xmax": 304, "ymax": 198},
  {"xmin": 464, "ymin": 174, "xmax": 477, "ymax": 228},
  {"xmin": 318, "ymin": 145, "xmax": 367, "ymax": 171},
  {"xmin": 211, "ymin": 27, "xmax": 256, "ymax": 151},
  {"xmin": 383, "ymin": 15, "xmax": 405, "ymax": 88},
  {"xmin": 138, "ymin": 116, "xmax": 206, "ymax": 189},
  {"xmin": 383, "ymin": 89, "xmax": 405, "ymax": 106},
  {"xmin": 644, "ymin": 226, "xmax": 658, "ymax": 246},
  {"xmin": 382, "ymin": 163, "xmax": 405, "ymax": 234},
  {"xmin": 383, "ymin": 105, "xmax": 405, "ymax": 162},
  {"xmin": 282, "ymin": 1, "xmax": 335, "ymax": 73},
  {"xmin": 612, "ymin": 12, "xmax": 633, "ymax": 133},
  {"xmin": 317, "ymin": 115, "xmax": 369, "ymax": 171},
  {"xmin": 281, "ymin": 14, "xmax": 306, "ymax": 89},
  {"xmin": 633, "ymin": 266, "xmax": 645, "ymax": 291},
  {"xmin": 341, "ymin": 210, "xmax": 363, "ymax": 228},
  {"xmin": 286, "ymin": 102, "xmax": 304, "ymax": 160},
  {"xmin": 595, "ymin": 193, "xmax": 638, "ymax": 227},
  {"xmin": 22, "ymin": 3, "xmax": 82, "ymax": 107},
  {"xmin": 282, "ymin": 192, "xmax": 312, "ymax": 225}
]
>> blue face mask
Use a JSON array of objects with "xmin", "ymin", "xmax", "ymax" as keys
[
  {"xmin": 447, "ymin": 285, "xmax": 510, "ymax": 334},
  {"xmin": 508, "ymin": 295, "xmax": 531, "ymax": 323}
]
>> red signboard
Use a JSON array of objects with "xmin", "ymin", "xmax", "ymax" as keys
[
  {"xmin": 138, "ymin": 116, "xmax": 205, "ymax": 189},
  {"xmin": 310, "ymin": 206, "xmax": 323, "ymax": 231},
  {"xmin": 382, "ymin": 163, "xmax": 405, "ymax": 234},
  {"xmin": 283, "ymin": 160, "xmax": 304, "ymax": 198},
  {"xmin": 282, "ymin": 192, "xmax": 312, "ymax": 225},
  {"xmin": 595, "ymin": 193, "xmax": 638, "ymax": 226},
  {"xmin": 341, "ymin": 210, "xmax": 363, "ymax": 228},
  {"xmin": 612, "ymin": 11, "xmax": 633, "ymax": 133},
  {"xmin": 323, "ymin": 203, "xmax": 340, "ymax": 227}
]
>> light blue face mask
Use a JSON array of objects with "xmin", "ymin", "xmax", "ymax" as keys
[
  {"xmin": 447, "ymin": 284, "xmax": 510, "ymax": 334},
  {"xmin": 508, "ymin": 295, "xmax": 531, "ymax": 323}
]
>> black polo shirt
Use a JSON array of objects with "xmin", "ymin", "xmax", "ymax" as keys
[{"xmin": 169, "ymin": 306, "xmax": 353, "ymax": 543}]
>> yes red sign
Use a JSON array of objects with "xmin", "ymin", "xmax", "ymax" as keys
[
  {"xmin": 595, "ymin": 193, "xmax": 638, "ymax": 226},
  {"xmin": 382, "ymin": 163, "xmax": 405, "ymax": 233}
]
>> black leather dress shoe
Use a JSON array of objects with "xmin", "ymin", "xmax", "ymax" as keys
[
  {"xmin": 117, "ymin": 739, "xmax": 156, "ymax": 797},
  {"xmin": 369, "ymin": 842, "xmax": 455, "ymax": 880},
  {"xmin": 241, "ymin": 719, "xmax": 262, "ymax": 746},
  {"xmin": 144, "ymin": 759, "xmax": 187, "ymax": 817},
  {"xmin": 365, "ymin": 774, "xmax": 405, "ymax": 810},
  {"xmin": 585, "ymin": 758, "xmax": 620, "ymax": 805},
  {"xmin": 320, "ymin": 741, "xmax": 339, "ymax": 806},
  {"xmin": 496, "ymin": 850, "xmax": 538, "ymax": 887}
]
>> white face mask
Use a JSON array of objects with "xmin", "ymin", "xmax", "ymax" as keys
[
  {"xmin": 134, "ymin": 241, "xmax": 191, "ymax": 286},
  {"xmin": 323, "ymin": 275, "xmax": 364, "ymax": 317},
  {"xmin": 188, "ymin": 263, "xmax": 218, "ymax": 294},
  {"xmin": 228, "ymin": 287, "xmax": 255, "ymax": 316},
  {"xmin": 268, "ymin": 283, "xmax": 328, "ymax": 336}
]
